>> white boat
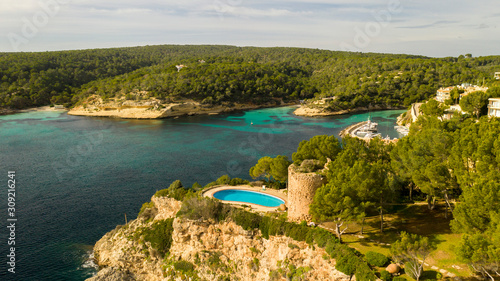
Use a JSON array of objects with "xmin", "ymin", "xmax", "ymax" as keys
[
  {"xmin": 355, "ymin": 117, "xmax": 379, "ymax": 138},
  {"xmin": 394, "ymin": 125, "xmax": 409, "ymax": 136}
]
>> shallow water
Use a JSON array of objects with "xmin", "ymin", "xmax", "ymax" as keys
[{"xmin": 0, "ymin": 106, "xmax": 405, "ymax": 280}]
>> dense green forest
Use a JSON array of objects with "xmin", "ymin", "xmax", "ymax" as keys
[{"xmin": 1, "ymin": 45, "xmax": 500, "ymax": 110}]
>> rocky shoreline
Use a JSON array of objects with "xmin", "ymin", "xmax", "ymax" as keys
[
  {"xmin": 0, "ymin": 106, "xmax": 67, "ymax": 116},
  {"xmin": 294, "ymin": 104, "xmax": 404, "ymax": 117},
  {"xmin": 2, "ymin": 99, "xmax": 405, "ymax": 120},
  {"xmin": 66, "ymin": 95, "xmax": 298, "ymax": 119}
]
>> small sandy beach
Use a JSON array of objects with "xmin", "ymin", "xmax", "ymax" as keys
[{"xmin": 1, "ymin": 106, "xmax": 68, "ymax": 116}]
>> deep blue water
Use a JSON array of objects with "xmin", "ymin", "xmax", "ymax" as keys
[
  {"xmin": 213, "ymin": 190, "xmax": 285, "ymax": 207},
  {"xmin": 0, "ymin": 106, "xmax": 405, "ymax": 280}
]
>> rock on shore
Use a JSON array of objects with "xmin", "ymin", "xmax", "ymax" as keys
[
  {"xmin": 69, "ymin": 95, "xmax": 291, "ymax": 119},
  {"xmin": 294, "ymin": 103, "xmax": 401, "ymax": 117}
]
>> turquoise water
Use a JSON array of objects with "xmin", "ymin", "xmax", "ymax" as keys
[
  {"xmin": 213, "ymin": 190, "xmax": 285, "ymax": 207},
  {"xmin": 0, "ymin": 106, "xmax": 405, "ymax": 280}
]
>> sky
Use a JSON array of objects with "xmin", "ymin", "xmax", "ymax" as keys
[{"xmin": 1, "ymin": 0, "xmax": 499, "ymax": 57}]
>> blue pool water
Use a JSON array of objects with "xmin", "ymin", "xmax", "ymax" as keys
[{"xmin": 213, "ymin": 189, "xmax": 285, "ymax": 207}]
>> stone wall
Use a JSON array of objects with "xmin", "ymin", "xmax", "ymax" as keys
[{"xmin": 287, "ymin": 164, "xmax": 326, "ymax": 222}]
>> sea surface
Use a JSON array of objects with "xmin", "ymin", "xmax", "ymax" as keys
[{"xmin": 0, "ymin": 106, "xmax": 405, "ymax": 280}]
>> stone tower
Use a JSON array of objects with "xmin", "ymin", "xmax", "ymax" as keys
[{"xmin": 287, "ymin": 164, "xmax": 325, "ymax": 222}]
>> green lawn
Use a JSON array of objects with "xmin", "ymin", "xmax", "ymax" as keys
[{"xmin": 322, "ymin": 203, "xmax": 473, "ymax": 279}]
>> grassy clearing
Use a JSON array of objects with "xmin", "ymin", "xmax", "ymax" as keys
[{"xmin": 322, "ymin": 203, "xmax": 473, "ymax": 278}]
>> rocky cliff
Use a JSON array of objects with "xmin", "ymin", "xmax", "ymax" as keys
[
  {"xmin": 69, "ymin": 95, "xmax": 291, "ymax": 119},
  {"xmin": 294, "ymin": 103, "xmax": 401, "ymax": 117},
  {"xmin": 87, "ymin": 196, "xmax": 350, "ymax": 281}
]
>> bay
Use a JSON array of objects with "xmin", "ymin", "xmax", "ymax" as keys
[{"xmin": 0, "ymin": 106, "xmax": 405, "ymax": 280}]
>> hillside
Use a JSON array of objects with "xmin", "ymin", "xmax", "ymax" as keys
[{"xmin": 2, "ymin": 45, "xmax": 500, "ymax": 113}]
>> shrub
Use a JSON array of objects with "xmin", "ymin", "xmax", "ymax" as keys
[
  {"xmin": 177, "ymin": 196, "xmax": 229, "ymax": 222},
  {"xmin": 324, "ymin": 242, "xmax": 376, "ymax": 281},
  {"xmin": 295, "ymin": 159, "xmax": 324, "ymax": 173},
  {"xmin": 135, "ymin": 218, "xmax": 174, "ymax": 257},
  {"xmin": 229, "ymin": 178, "xmax": 249, "ymax": 186},
  {"xmin": 216, "ymin": 174, "xmax": 231, "ymax": 185},
  {"xmin": 229, "ymin": 208, "xmax": 261, "ymax": 230},
  {"xmin": 203, "ymin": 181, "xmax": 218, "ymax": 189},
  {"xmin": 355, "ymin": 263, "xmax": 377, "ymax": 281},
  {"xmin": 154, "ymin": 188, "xmax": 170, "ymax": 198},
  {"xmin": 191, "ymin": 182, "xmax": 202, "ymax": 191},
  {"xmin": 154, "ymin": 180, "xmax": 191, "ymax": 201},
  {"xmin": 336, "ymin": 253, "xmax": 358, "ymax": 277},
  {"xmin": 313, "ymin": 228, "xmax": 337, "ymax": 248},
  {"xmin": 380, "ymin": 270, "xmax": 393, "ymax": 281},
  {"xmin": 249, "ymin": 247, "xmax": 260, "ymax": 254},
  {"xmin": 269, "ymin": 270, "xmax": 281, "ymax": 280},
  {"xmin": 207, "ymin": 251, "xmax": 226, "ymax": 270},
  {"xmin": 365, "ymin": 251, "xmax": 390, "ymax": 267},
  {"xmin": 267, "ymin": 180, "xmax": 286, "ymax": 189},
  {"xmin": 392, "ymin": 277, "xmax": 407, "ymax": 281},
  {"xmin": 248, "ymin": 258, "xmax": 259, "ymax": 271},
  {"xmin": 137, "ymin": 201, "xmax": 157, "ymax": 221},
  {"xmin": 173, "ymin": 260, "xmax": 195, "ymax": 273},
  {"xmin": 202, "ymin": 175, "xmax": 249, "ymax": 189}
]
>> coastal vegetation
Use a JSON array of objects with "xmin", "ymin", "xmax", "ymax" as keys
[
  {"xmin": 244, "ymin": 104, "xmax": 500, "ymax": 279},
  {"xmin": 97, "ymin": 99, "xmax": 500, "ymax": 280},
  {"xmin": 113, "ymin": 94, "xmax": 500, "ymax": 280},
  {"xmin": 2, "ymin": 45, "xmax": 500, "ymax": 112}
]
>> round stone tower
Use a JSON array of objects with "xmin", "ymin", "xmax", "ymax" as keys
[{"xmin": 287, "ymin": 164, "xmax": 325, "ymax": 222}]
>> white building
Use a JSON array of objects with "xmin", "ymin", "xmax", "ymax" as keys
[
  {"xmin": 436, "ymin": 87, "xmax": 454, "ymax": 103},
  {"xmin": 488, "ymin": 98, "xmax": 500, "ymax": 117},
  {"xmin": 436, "ymin": 84, "xmax": 488, "ymax": 103}
]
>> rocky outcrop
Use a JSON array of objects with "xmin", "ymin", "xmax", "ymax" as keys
[
  {"xmin": 69, "ymin": 95, "xmax": 294, "ymax": 119},
  {"xmin": 294, "ymin": 103, "xmax": 402, "ymax": 117},
  {"xmin": 151, "ymin": 196, "xmax": 182, "ymax": 221},
  {"xmin": 170, "ymin": 219, "xmax": 349, "ymax": 281},
  {"xmin": 88, "ymin": 196, "xmax": 350, "ymax": 281},
  {"xmin": 396, "ymin": 102, "xmax": 422, "ymax": 126}
]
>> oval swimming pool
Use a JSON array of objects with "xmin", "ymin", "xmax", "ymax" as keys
[{"xmin": 213, "ymin": 189, "xmax": 285, "ymax": 207}]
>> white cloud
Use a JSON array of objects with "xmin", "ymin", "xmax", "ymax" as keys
[
  {"xmin": 214, "ymin": 6, "xmax": 312, "ymax": 17},
  {"xmin": 0, "ymin": 0, "xmax": 499, "ymax": 56},
  {"xmin": 0, "ymin": 0, "xmax": 40, "ymax": 13}
]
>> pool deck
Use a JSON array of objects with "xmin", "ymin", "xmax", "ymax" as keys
[{"xmin": 202, "ymin": 185, "xmax": 288, "ymax": 212}]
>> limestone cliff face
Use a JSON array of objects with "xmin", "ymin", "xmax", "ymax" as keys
[
  {"xmin": 87, "ymin": 196, "xmax": 350, "ymax": 281},
  {"xmin": 294, "ymin": 103, "xmax": 401, "ymax": 117},
  {"xmin": 396, "ymin": 102, "xmax": 423, "ymax": 126},
  {"xmin": 69, "ymin": 94, "xmax": 291, "ymax": 119}
]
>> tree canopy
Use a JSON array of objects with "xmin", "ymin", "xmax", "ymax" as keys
[
  {"xmin": 292, "ymin": 135, "xmax": 342, "ymax": 166},
  {"xmin": 310, "ymin": 137, "xmax": 392, "ymax": 240},
  {"xmin": 249, "ymin": 155, "xmax": 291, "ymax": 183},
  {"xmin": 2, "ymin": 45, "xmax": 499, "ymax": 111},
  {"xmin": 391, "ymin": 232, "xmax": 433, "ymax": 281},
  {"xmin": 459, "ymin": 91, "xmax": 490, "ymax": 118}
]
